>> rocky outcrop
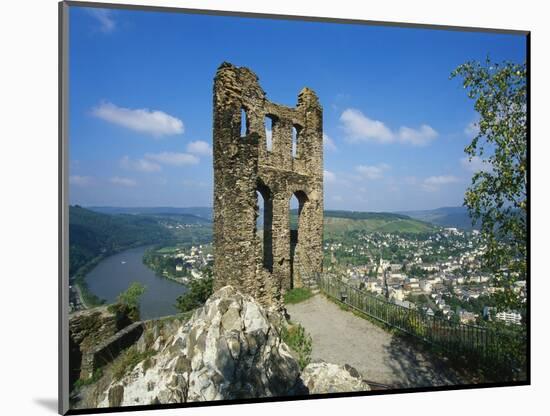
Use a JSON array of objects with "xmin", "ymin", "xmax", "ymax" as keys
[
  {"xmin": 301, "ymin": 362, "xmax": 371, "ymax": 394},
  {"xmin": 96, "ymin": 286, "xmax": 301, "ymax": 407},
  {"xmin": 83, "ymin": 287, "xmax": 372, "ymax": 409}
]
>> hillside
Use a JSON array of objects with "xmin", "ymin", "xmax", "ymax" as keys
[
  {"xmin": 322, "ymin": 213, "xmax": 436, "ymax": 236},
  {"xmin": 72, "ymin": 206, "xmax": 435, "ymax": 276},
  {"xmin": 88, "ymin": 206, "xmax": 213, "ymax": 221},
  {"xmin": 397, "ymin": 206, "xmax": 480, "ymax": 230},
  {"xmin": 89, "ymin": 206, "xmax": 439, "ymax": 234},
  {"xmin": 69, "ymin": 206, "xmax": 175, "ymax": 276},
  {"xmin": 288, "ymin": 209, "xmax": 436, "ymax": 235},
  {"xmin": 323, "ymin": 210, "xmax": 410, "ymax": 221},
  {"xmin": 69, "ymin": 206, "xmax": 216, "ymax": 278}
]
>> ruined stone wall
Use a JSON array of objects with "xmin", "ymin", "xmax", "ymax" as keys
[
  {"xmin": 213, "ymin": 62, "xmax": 324, "ymax": 310},
  {"xmin": 69, "ymin": 306, "xmax": 133, "ymax": 382}
]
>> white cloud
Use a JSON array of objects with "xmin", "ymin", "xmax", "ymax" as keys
[
  {"xmin": 340, "ymin": 108, "xmax": 438, "ymax": 146},
  {"xmin": 86, "ymin": 8, "xmax": 116, "ymax": 33},
  {"xmin": 145, "ymin": 152, "xmax": 199, "ymax": 166},
  {"xmin": 398, "ymin": 125, "xmax": 438, "ymax": 146},
  {"xmin": 120, "ymin": 156, "xmax": 161, "ymax": 172},
  {"xmin": 186, "ymin": 140, "xmax": 212, "ymax": 156},
  {"xmin": 424, "ymin": 175, "xmax": 460, "ymax": 185},
  {"xmin": 110, "ymin": 176, "xmax": 137, "ymax": 187},
  {"xmin": 465, "ymin": 120, "xmax": 479, "ymax": 136},
  {"xmin": 323, "ymin": 169, "xmax": 355, "ymax": 188},
  {"xmin": 340, "ymin": 109, "xmax": 393, "ymax": 144},
  {"xmin": 323, "ymin": 133, "xmax": 337, "ymax": 151},
  {"xmin": 92, "ymin": 102, "xmax": 184, "ymax": 137},
  {"xmin": 331, "ymin": 195, "xmax": 343, "ymax": 202},
  {"xmin": 324, "ymin": 170, "xmax": 337, "ymax": 184},
  {"xmin": 422, "ymin": 175, "xmax": 460, "ymax": 191},
  {"xmin": 69, "ymin": 175, "xmax": 94, "ymax": 186},
  {"xmin": 355, "ymin": 163, "xmax": 390, "ymax": 180},
  {"xmin": 460, "ymin": 156, "xmax": 492, "ymax": 173}
]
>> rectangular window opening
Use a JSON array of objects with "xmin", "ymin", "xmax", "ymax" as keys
[{"xmin": 265, "ymin": 116, "xmax": 273, "ymax": 152}]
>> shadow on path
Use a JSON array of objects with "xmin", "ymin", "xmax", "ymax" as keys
[
  {"xmin": 288, "ymin": 295, "xmax": 467, "ymax": 388},
  {"xmin": 384, "ymin": 335, "xmax": 463, "ymax": 388}
]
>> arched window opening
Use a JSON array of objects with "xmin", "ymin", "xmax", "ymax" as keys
[
  {"xmin": 290, "ymin": 194, "xmax": 300, "ymax": 231},
  {"xmin": 240, "ymin": 107, "xmax": 249, "ymax": 138},
  {"xmin": 289, "ymin": 191, "xmax": 308, "ymax": 288},
  {"xmin": 256, "ymin": 184, "xmax": 273, "ymax": 272}
]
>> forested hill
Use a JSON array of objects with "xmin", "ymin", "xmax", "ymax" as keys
[
  {"xmin": 397, "ymin": 206, "xmax": 480, "ymax": 230},
  {"xmin": 69, "ymin": 206, "xmax": 174, "ymax": 276},
  {"xmin": 321, "ymin": 210, "xmax": 436, "ymax": 235},
  {"xmin": 69, "ymin": 206, "xmax": 437, "ymax": 277},
  {"xmin": 88, "ymin": 206, "xmax": 213, "ymax": 221},
  {"xmin": 323, "ymin": 210, "xmax": 410, "ymax": 221}
]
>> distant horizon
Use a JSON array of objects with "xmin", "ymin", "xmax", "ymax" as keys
[{"xmin": 76, "ymin": 204, "xmax": 469, "ymax": 214}]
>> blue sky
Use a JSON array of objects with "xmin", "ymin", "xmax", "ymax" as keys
[{"xmin": 68, "ymin": 6, "xmax": 526, "ymax": 211}]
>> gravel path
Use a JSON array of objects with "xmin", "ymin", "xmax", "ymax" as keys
[{"xmin": 287, "ymin": 295, "xmax": 467, "ymax": 388}]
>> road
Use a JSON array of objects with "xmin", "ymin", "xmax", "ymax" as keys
[{"xmin": 72, "ymin": 283, "xmax": 89, "ymax": 310}]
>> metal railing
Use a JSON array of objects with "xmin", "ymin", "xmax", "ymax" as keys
[{"xmin": 317, "ymin": 274, "xmax": 524, "ymax": 370}]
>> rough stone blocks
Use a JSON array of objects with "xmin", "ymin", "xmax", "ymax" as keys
[{"xmin": 212, "ymin": 62, "xmax": 324, "ymax": 310}]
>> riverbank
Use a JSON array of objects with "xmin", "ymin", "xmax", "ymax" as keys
[
  {"xmin": 82, "ymin": 246, "xmax": 189, "ymax": 320},
  {"xmin": 142, "ymin": 245, "xmax": 212, "ymax": 285}
]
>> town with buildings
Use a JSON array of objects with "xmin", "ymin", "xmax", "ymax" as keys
[
  {"xmin": 325, "ymin": 227, "xmax": 526, "ymax": 326},
  {"xmin": 142, "ymin": 226, "xmax": 526, "ymax": 326},
  {"xmin": 143, "ymin": 243, "xmax": 214, "ymax": 284}
]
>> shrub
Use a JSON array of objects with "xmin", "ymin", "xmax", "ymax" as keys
[
  {"xmin": 281, "ymin": 323, "xmax": 312, "ymax": 370},
  {"xmin": 73, "ymin": 368, "xmax": 103, "ymax": 390},
  {"xmin": 175, "ymin": 277, "xmax": 213, "ymax": 313},
  {"xmin": 108, "ymin": 282, "xmax": 146, "ymax": 321}
]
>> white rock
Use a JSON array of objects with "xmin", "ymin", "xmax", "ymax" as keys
[
  {"xmin": 96, "ymin": 286, "xmax": 301, "ymax": 407},
  {"xmin": 301, "ymin": 362, "xmax": 371, "ymax": 394}
]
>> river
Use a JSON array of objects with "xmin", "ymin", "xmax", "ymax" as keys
[{"xmin": 85, "ymin": 246, "xmax": 187, "ymax": 320}]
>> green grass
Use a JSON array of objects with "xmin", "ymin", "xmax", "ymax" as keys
[
  {"xmin": 73, "ymin": 368, "xmax": 103, "ymax": 390},
  {"xmin": 111, "ymin": 346, "xmax": 156, "ymax": 381},
  {"xmin": 284, "ymin": 287, "xmax": 314, "ymax": 304},
  {"xmin": 155, "ymin": 246, "xmax": 178, "ymax": 254}
]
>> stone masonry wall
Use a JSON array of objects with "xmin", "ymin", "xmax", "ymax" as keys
[{"xmin": 212, "ymin": 62, "xmax": 324, "ymax": 310}]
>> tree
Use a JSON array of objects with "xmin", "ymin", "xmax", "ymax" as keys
[
  {"xmin": 109, "ymin": 282, "xmax": 146, "ymax": 321},
  {"xmin": 451, "ymin": 59, "xmax": 527, "ymax": 315},
  {"xmin": 175, "ymin": 268, "xmax": 214, "ymax": 313}
]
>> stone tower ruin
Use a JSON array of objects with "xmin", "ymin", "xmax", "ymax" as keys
[{"xmin": 212, "ymin": 62, "xmax": 324, "ymax": 310}]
